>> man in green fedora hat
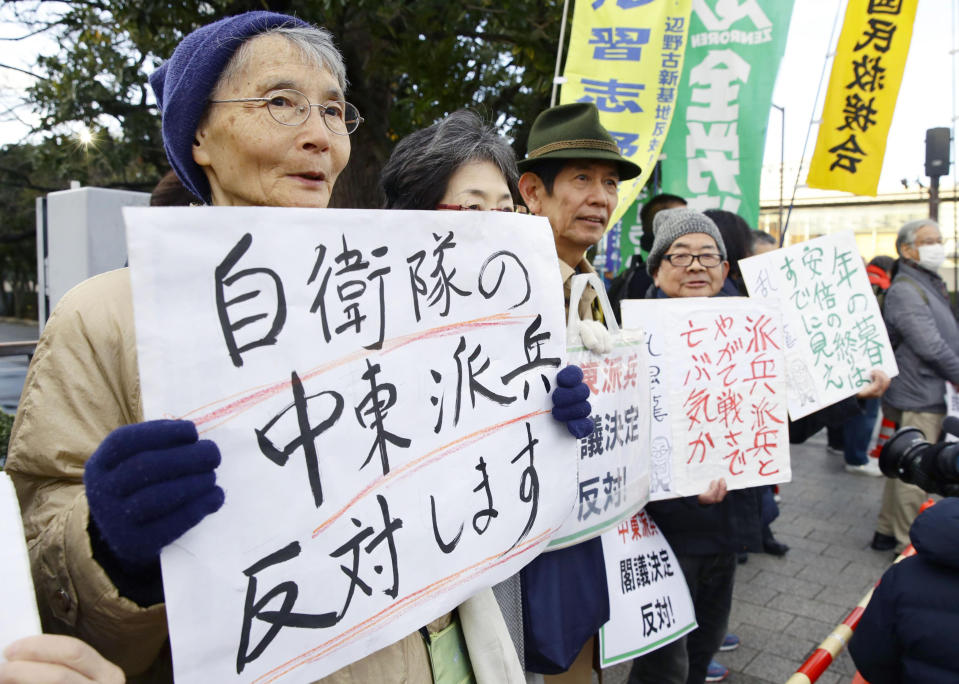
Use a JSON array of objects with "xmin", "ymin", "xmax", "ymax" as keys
[
  {"xmin": 516, "ymin": 102, "xmax": 640, "ymax": 684},
  {"xmin": 518, "ymin": 101, "xmax": 640, "ymax": 321}
]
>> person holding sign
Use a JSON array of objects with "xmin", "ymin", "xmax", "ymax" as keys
[
  {"xmin": 4, "ymin": 12, "xmax": 357, "ymax": 681},
  {"xmin": 380, "ymin": 109, "xmax": 520, "ymax": 212},
  {"xmin": 607, "ymin": 193, "xmax": 687, "ymax": 320},
  {"xmin": 514, "ymin": 102, "xmax": 640, "ymax": 683},
  {"xmin": 871, "ymin": 218, "xmax": 959, "ymax": 552},
  {"xmin": 5, "ymin": 13, "xmax": 569, "ymax": 684},
  {"xmin": 629, "ymin": 208, "xmax": 889, "ymax": 684},
  {"xmin": 378, "ymin": 108, "xmax": 595, "ymax": 671},
  {"xmin": 627, "ymin": 208, "xmax": 740, "ymax": 684}
]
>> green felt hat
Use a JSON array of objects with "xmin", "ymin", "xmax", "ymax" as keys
[{"xmin": 517, "ymin": 102, "xmax": 641, "ymax": 180}]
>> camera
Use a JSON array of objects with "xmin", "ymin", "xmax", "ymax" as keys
[{"xmin": 879, "ymin": 423, "xmax": 959, "ymax": 497}]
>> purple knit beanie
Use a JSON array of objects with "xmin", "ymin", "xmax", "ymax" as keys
[{"xmin": 149, "ymin": 11, "xmax": 310, "ymax": 204}]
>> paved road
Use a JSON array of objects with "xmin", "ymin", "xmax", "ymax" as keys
[
  {"xmin": 600, "ymin": 431, "xmax": 895, "ymax": 684},
  {"xmin": 0, "ymin": 318, "xmax": 39, "ymax": 413}
]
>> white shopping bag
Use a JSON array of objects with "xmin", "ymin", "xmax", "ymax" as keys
[{"xmin": 548, "ymin": 273, "xmax": 651, "ymax": 549}]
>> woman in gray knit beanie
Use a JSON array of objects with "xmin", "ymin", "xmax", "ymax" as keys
[{"xmin": 645, "ymin": 207, "xmax": 729, "ymax": 298}]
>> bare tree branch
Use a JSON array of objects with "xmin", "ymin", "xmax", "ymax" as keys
[{"xmin": 0, "ymin": 62, "xmax": 46, "ymax": 80}]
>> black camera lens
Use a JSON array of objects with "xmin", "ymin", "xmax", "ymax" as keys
[
  {"xmin": 879, "ymin": 427, "xmax": 959, "ymax": 497},
  {"xmin": 879, "ymin": 427, "xmax": 926, "ymax": 480},
  {"xmin": 923, "ymin": 441, "xmax": 959, "ymax": 483}
]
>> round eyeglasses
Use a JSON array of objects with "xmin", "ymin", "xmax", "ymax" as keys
[
  {"xmin": 662, "ymin": 253, "xmax": 723, "ymax": 268},
  {"xmin": 210, "ymin": 89, "xmax": 364, "ymax": 135},
  {"xmin": 436, "ymin": 203, "xmax": 529, "ymax": 214}
]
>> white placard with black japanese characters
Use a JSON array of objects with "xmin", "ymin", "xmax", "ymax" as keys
[
  {"xmin": 598, "ymin": 510, "xmax": 695, "ymax": 667},
  {"xmin": 125, "ymin": 207, "xmax": 577, "ymax": 684}
]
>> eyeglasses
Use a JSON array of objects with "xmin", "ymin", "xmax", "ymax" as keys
[
  {"xmin": 209, "ymin": 89, "xmax": 364, "ymax": 135},
  {"xmin": 436, "ymin": 203, "xmax": 529, "ymax": 214},
  {"xmin": 662, "ymin": 253, "xmax": 723, "ymax": 268}
]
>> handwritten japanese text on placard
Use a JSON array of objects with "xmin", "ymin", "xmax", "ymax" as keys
[
  {"xmin": 622, "ymin": 297, "xmax": 790, "ymax": 497},
  {"xmin": 126, "ymin": 207, "xmax": 577, "ymax": 684},
  {"xmin": 599, "ymin": 510, "xmax": 695, "ymax": 667},
  {"xmin": 740, "ymin": 230, "xmax": 898, "ymax": 419},
  {"xmin": 550, "ymin": 332, "xmax": 651, "ymax": 548}
]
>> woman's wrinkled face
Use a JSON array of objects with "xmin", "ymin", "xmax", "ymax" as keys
[
  {"xmin": 192, "ymin": 34, "xmax": 350, "ymax": 208},
  {"xmin": 438, "ymin": 160, "xmax": 514, "ymax": 211},
  {"xmin": 653, "ymin": 232, "xmax": 730, "ymax": 298}
]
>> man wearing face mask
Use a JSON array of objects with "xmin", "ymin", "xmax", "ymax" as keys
[{"xmin": 871, "ymin": 218, "xmax": 959, "ymax": 552}]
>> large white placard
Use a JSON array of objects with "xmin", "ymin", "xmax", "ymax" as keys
[
  {"xmin": 549, "ymin": 274, "xmax": 651, "ymax": 549},
  {"xmin": 0, "ymin": 472, "xmax": 41, "ymax": 653},
  {"xmin": 125, "ymin": 207, "xmax": 577, "ymax": 684},
  {"xmin": 622, "ymin": 298, "xmax": 791, "ymax": 498},
  {"xmin": 598, "ymin": 510, "xmax": 695, "ymax": 667},
  {"xmin": 739, "ymin": 230, "xmax": 898, "ymax": 419}
]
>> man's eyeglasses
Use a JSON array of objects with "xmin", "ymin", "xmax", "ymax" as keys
[
  {"xmin": 662, "ymin": 253, "xmax": 723, "ymax": 268},
  {"xmin": 436, "ymin": 203, "xmax": 529, "ymax": 214},
  {"xmin": 210, "ymin": 89, "xmax": 363, "ymax": 135}
]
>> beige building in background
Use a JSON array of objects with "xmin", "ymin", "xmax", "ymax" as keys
[{"xmin": 759, "ymin": 161, "xmax": 959, "ymax": 290}]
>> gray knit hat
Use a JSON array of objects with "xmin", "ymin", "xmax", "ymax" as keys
[{"xmin": 647, "ymin": 207, "xmax": 727, "ymax": 275}]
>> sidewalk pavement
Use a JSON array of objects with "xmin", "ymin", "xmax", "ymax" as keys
[{"xmin": 601, "ymin": 430, "xmax": 898, "ymax": 684}]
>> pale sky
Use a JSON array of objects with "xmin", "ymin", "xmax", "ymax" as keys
[
  {"xmin": 0, "ymin": 1, "xmax": 955, "ymax": 200},
  {"xmin": 760, "ymin": 0, "xmax": 957, "ymax": 200}
]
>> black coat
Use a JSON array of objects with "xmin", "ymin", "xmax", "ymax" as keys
[
  {"xmin": 607, "ymin": 254, "xmax": 654, "ymax": 322},
  {"xmin": 787, "ymin": 395, "xmax": 862, "ymax": 444},
  {"xmin": 849, "ymin": 498, "xmax": 959, "ymax": 684},
  {"xmin": 645, "ymin": 488, "xmax": 763, "ymax": 556}
]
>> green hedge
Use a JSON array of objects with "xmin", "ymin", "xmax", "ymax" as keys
[{"xmin": 0, "ymin": 410, "xmax": 14, "ymax": 469}]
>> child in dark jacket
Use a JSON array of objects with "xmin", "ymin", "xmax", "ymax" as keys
[{"xmin": 849, "ymin": 497, "xmax": 959, "ymax": 683}]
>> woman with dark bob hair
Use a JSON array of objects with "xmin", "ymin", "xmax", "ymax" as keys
[
  {"xmin": 5, "ymin": 12, "xmax": 533, "ymax": 684},
  {"xmin": 380, "ymin": 109, "xmax": 522, "ymax": 212},
  {"xmin": 380, "ymin": 111, "xmax": 602, "ymax": 679}
]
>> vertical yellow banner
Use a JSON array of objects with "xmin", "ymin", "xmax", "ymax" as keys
[
  {"xmin": 560, "ymin": 0, "xmax": 693, "ymax": 228},
  {"xmin": 806, "ymin": 0, "xmax": 918, "ymax": 195}
]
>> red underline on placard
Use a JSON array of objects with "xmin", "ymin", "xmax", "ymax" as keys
[
  {"xmin": 179, "ymin": 313, "xmax": 532, "ymax": 433},
  {"xmin": 311, "ymin": 409, "xmax": 549, "ymax": 538},
  {"xmin": 249, "ymin": 527, "xmax": 553, "ymax": 684}
]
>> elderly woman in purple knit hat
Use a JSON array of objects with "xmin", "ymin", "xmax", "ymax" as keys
[{"xmin": 4, "ymin": 12, "xmax": 547, "ymax": 683}]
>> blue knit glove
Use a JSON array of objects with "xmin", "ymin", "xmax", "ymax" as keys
[
  {"xmin": 84, "ymin": 420, "xmax": 224, "ymax": 567},
  {"xmin": 551, "ymin": 365, "xmax": 594, "ymax": 439}
]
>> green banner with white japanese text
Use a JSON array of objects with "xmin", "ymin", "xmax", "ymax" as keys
[{"xmin": 659, "ymin": 0, "xmax": 794, "ymax": 229}]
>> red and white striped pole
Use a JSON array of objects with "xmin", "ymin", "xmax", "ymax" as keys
[
  {"xmin": 869, "ymin": 417, "xmax": 898, "ymax": 460},
  {"xmin": 786, "ymin": 499, "xmax": 934, "ymax": 684}
]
